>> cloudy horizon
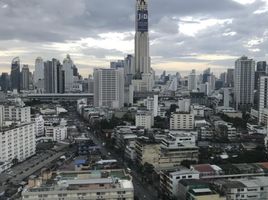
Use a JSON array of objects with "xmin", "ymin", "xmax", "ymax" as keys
[{"xmin": 0, "ymin": 0, "xmax": 268, "ymax": 77}]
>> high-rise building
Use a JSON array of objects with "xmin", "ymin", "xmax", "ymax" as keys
[
  {"xmin": 255, "ymin": 61, "xmax": 267, "ymax": 90},
  {"xmin": 63, "ymin": 54, "xmax": 74, "ymax": 93},
  {"xmin": 258, "ymin": 76, "xmax": 268, "ymax": 124},
  {"xmin": 10, "ymin": 57, "xmax": 20, "ymax": 92},
  {"xmin": 135, "ymin": 0, "xmax": 150, "ymax": 75},
  {"xmin": 188, "ymin": 70, "xmax": 197, "ymax": 91},
  {"xmin": 257, "ymin": 61, "xmax": 267, "ymax": 72},
  {"xmin": 21, "ymin": 65, "xmax": 30, "ymax": 91},
  {"xmin": 94, "ymin": 68, "xmax": 124, "ymax": 109},
  {"xmin": 0, "ymin": 73, "xmax": 10, "ymax": 92},
  {"xmin": 202, "ymin": 68, "xmax": 211, "ymax": 83},
  {"xmin": 227, "ymin": 68, "xmax": 234, "ymax": 87},
  {"xmin": 124, "ymin": 55, "xmax": 135, "ymax": 86},
  {"xmin": 34, "ymin": 57, "xmax": 44, "ymax": 93},
  {"xmin": 44, "ymin": 59, "xmax": 64, "ymax": 94},
  {"xmin": 110, "ymin": 60, "xmax": 125, "ymax": 69},
  {"xmin": 234, "ymin": 56, "xmax": 255, "ymax": 111}
]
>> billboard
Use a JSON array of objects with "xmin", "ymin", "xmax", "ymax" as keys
[{"xmin": 137, "ymin": 10, "xmax": 148, "ymax": 32}]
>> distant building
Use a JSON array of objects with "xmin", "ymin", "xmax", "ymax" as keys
[
  {"xmin": 259, "ymin": 76, "xmax": 268, "ymax": 125},
  {"xmin": 0, "ymin": 73, "xmax": 10, "ymax": 92},
  {"xmin": 227, "ymin": 68, "xmax": 234, "ymax": 87},
  {"xmin": 44, "ymin": 59, "xmax": 64, "ymax": 94},
  {"xmin": 21, "ymin": 65, "xmax": 30, "ymax": 91},
  {"xmin": 94, "ymin": 68, "xmax": 124, "ymax": 109},
  {"xmin": 34, "ymin": 57, "xmax": 45, "ymax": 93},
  {"xmin": 10, "ymin": 57, "xmax": 20, "ymax": 92},
  {"xmin": 234, "ymin": 56, "xmax": 255, "ymax": 111},
  {"xmin": 62, "ymin": 54, "xmax": 74, "ymax": 93},
  {"xmin": 188, "ymin": 70, "xmax": 197, "ymax": 91}
]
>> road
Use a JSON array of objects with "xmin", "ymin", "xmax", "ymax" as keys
[{"xmin": 83, "ymin": 127, "xmax": 158, "ymax": 200}]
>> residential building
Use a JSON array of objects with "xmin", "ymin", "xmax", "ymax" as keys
[
  {"xmin": 144, "ymin": 95, "xmax": 158, "ymax": 117},
  {"xmin": 94, "ymin": 68, "xmax": 124, "ymax": 109},
  {"xmin": 234, "ymin": 56, "xmax": 255, "ymax": 111},
  {"xmin": 21, "ymin": 170, "xmax": 134, "ymax": 200},
  {"xmin": 188, "ymin": 70, "xmax": 197, "ymax": 91},
  {"xmin": 160, "ymin": 168, "xmax": 200, "ymax": 198},
  {"xmin": 32, "ymin": 115, "xmax": 45, "ymax": 137},
  {"xmin": 258, "ymin": 76, "xmax": 268, "ymax": 125},
  {"xmin": 0, "ymin": 122, "xmax": 36, "ymax": 162},
  {"xmin": 170, "ymin": 111, "xmax": 195, "ymax": 130},
  {"xmin": 135, "ymin": 110, "xmax": 154, "ymax": 129},
  {"xmin": 45, "ymin": 125, "xmax": 67, "ymax": 142}
]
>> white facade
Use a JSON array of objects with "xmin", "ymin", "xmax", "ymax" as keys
[
  {"xmin": 33, "ymin": 115, "xmax": 45, "ymax": 137},
  {"xmin": 135, "ymin": 111, "xmax": 154, "ymax": 129},
  {"xmin": 234, "ymin": 56, "xmax": 255, "ymax": 110},
  {"xmin": 0, "ymin": 105, "xmax": 31, "ymax": 126},
  {"xmin": 94, "ymin": 68, "xmax": 124, "ymax": 109},
  {"xmin": 34, "ymin": 57, "xmax": 45, "ymax": 93},
  {"xmin": 259, "ymin": 76, "xmax": 268, "ymax": 125},
  {"xmin": 178, "ymin": 99, "xmax": 190, "ymax": 113},
  {"xmin": 188, "ymin": 70, "xmax": 197, "ymax": 91},
  {"xmin": 45, "ymin": 126, "xmax": 67, "ymax": 142},
  {"xmin": 170, "ymin": 112, "xmax": 195, "ymax": 130},
  {"xmin": 63, "ymin": 54, "xmax": 74, "ymax": 93},
  {"xmin": 144, "ymin": 95, "xmax": 158, "ymax": 117},
  {"xmin": 224, "ymin": 88, "xmax": 230, "ymax": 107},
  {"xmin": 0, "ymin": 123, "xmax": 36, "ymax": 162}
]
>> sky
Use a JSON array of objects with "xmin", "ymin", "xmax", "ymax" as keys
[{"xmin": 0, "ymin": 0, "xmax": 268, "ymax": 77}]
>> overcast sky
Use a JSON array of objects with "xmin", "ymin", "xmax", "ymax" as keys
[{"xmin": 0, "ymin": 0, "xmax": 268, "ymax": 76}]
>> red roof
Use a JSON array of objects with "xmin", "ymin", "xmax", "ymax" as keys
[{"xmin": 192, "ymin": 164, "xmax": 215, "ymax": 173}]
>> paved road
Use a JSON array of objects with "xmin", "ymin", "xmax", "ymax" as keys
[{"xmin": 82, "ymin": 127, "xmax": 157, "ymax": 200}]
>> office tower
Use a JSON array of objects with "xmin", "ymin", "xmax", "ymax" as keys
[
  {"xmin": 224, "ymin": 88, "xmax": 230, "ymax": 107},
  {"xmin": 124, "ymin": 55, "xmax": 135, "ymax": 86},
  {"xmin": 73, "ymin": 65, "xmax": 79, "ymax": 76},
  {"xmin": 202, "ymin": 68, "xmax": 211, "ymax": 83},
  {"xmin": 63, "ymin": 54, "xmax": 74, "ymax": 93},
  {"xmin": 0, "ymin": 73, "xmax": 9, "ymax": 92},
  {"xmin": 88, "ymin": 75, "xmax": 94, "ymax": 94},
  {"xmin": 10, "ymin": 57, "xmax": 20, "ymax": 92},
  {"xmin": 234, "ymin": 56, "xmax": 255, "ymax": 111},
  {"xmin": 21, "ymin": 65, "xmax": 30, "ymax": 91},
  {"xmin": 110, "ymin": 60, "xmax": 125, "ymax": 69},
  {"xmin": 207, "ymin": 74, "xmax": 216, "ymax": 95},
  {"xmin": 34, "ymin": 57, "xmax": 44, "ymax": 93},
  {"xmin": 188, "ymin": 70, "xmax": 197, "ymax": 91},
  {"xmin": 220, "ymin": 72, "xmax": 227, "ymax": 86},
  {"xmin": 135, "ymin": 0, "xmax": 150, "ymax": 75},
  {"xmin": 227, "ymin": 68, "xmax": 234, "ymax": 87},
  {"xmin": 93, "ymin": 68, "xmax": 124, "ymax": 109},
  {"xmin": 255, "ymin": 61, "xmax": 267, "ymax": 90},
  {"xmin": 44, "ymin": 59, "xmax": 64, "ymax": 94}
]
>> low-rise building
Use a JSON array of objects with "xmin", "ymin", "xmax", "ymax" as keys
[
  {"xmin": 45, "ymin": 125, "xmax": 67, "ymax": 142},
  {"xmin": 160, "ymin": 167, "xmax": 200, "ymax": 198},
  {"xmin": 22, "ymin": 170, "xmax": 134, "ymax": 200},
  {"xmin": 170, "ymin": 111, "xmax": 195, "ymax": 130},
  {"xmin": 135, "ymin": 111, "xmax": 154, "ymax": 129}
]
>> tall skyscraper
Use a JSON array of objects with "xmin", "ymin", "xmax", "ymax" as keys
[
  {"xmin": 227, "ymin": 68, "xmax": 234, "ymax": 87},
  {"xmin": 34, "ymin": 57, "xmax": 45, "ymax": 93},
  {"xmin": 94, "ymin": 68, "xmax": 124, "ymax": 109},
  {"xmin": 62, "ymin": 54, "xmax": 74, "ymax": 93},
  {"xmin": 44, "ymin": 59, "xmax": 64, "ymax": 94},
  {"xmin": 255, "ymin": 61, "xmax": 267, "ymax": 90},
  {"xmin": 188, "ymin": 70, "xmax": 197, "ymax": 91},
  {"xmin": 0, "ymin": 73, "xmax": 9, "ymax": 92},
  {"xmin": 10, "ymin": 57, "xmax": 20, "ymax": 92},
  {"xmin": 21, "ymin": 65, "xmax": 30, "ymax": 91},
  {"xmin": 258, "ymin": 76, "xmax": 268, "ymax": 124},
  {"xmin": 234, "ymin": 56, "xmax": 255, "ymax": 111},
  {"xmin": 124, "ymin": 55, "xmax": 135, "ymax": 86},
  {"xmin": 135, "ymin": 0, "xmax": 150, "ymax": 76}
]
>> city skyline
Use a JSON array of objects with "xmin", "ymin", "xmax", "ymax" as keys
[{"xmin": 0, "ymin": 0, "xmax": 268, "ymax": 77}]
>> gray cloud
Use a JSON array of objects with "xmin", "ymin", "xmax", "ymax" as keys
[{"xmin": 0, "ymin": 0, "xmax": 267, "ymax": 75}]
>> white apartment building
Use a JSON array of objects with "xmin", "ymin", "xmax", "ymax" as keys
[
  {"xmin": 259, "ymin": 76, "xmax": 268, "ymax": 125},
  {"xmin": 160, "ymin": 168, "xmax": 200, "ymax": 198},
  {"xmin": 224, "ymin": 177, "xmax": 268, "ymax": 200},
  {"xmin": 0, "ymin": 105, "xmax": 31, "ymax": 126},
  {"xmin": 170, "ymin": 111, "xmax": 195, "ymax": 130},
  {"xmin": 32, "ymin": 115, "xmax": 45, "ymax": 137},
  {"xmin": 144, "ymin": 95, "xmax": 158, "ymax": 117},
  {"xmin": 94, "ymin": 68, "xmax": 124, "ymax": 109},
  {"xmin": 234, "ymin": 56, "xmax": 255, "ymax": 111},
  {"xmin": 135, "ymin": 111, "xmax": 154, "ymax": 129},
  {"xmin": 45, "ymin": 125, "xmax": 67, "ymax": 142},
  {"xmin": 0, "ymin": 122, "xmax": 36, "ymax": 162}
]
